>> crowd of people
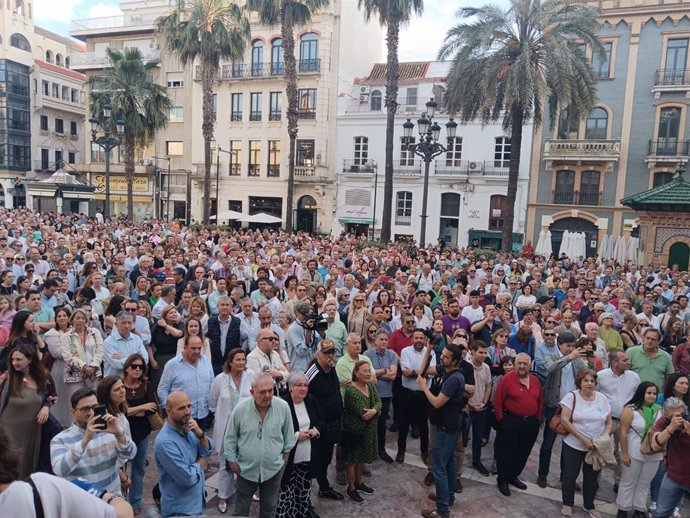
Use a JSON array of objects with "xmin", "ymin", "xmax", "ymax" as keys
[{"xmin": 0, "ymin": 207, "xmax": 688, "ymax": 518}]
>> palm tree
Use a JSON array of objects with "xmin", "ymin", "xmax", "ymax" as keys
[
  {"xmin": 88, "ymin": 47, "xmax": 173, "ymax": 220},
  {"xmin": 247, "ymin": 0, "xmax": 330, "ymax": 232},
  {"xmin": 357, "ymin": 0, "xmax": 423, "ymax": 243},
  {"xmin": 439, "ymin": 0, "xmax": 603, "ymax": 252},
  {"xmin": 157, "ymin": 0, "xmax": 251, "ymax": 225}
]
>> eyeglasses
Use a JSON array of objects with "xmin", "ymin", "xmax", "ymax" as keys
[
  {"xmin": 640, "ymin": 323, "xmax": 650, "ymax": 327},
  {"xmin": 368, "ymin": 329, "xmax": 377, "ymax": 334},
  {"xmin": 129, "ymin": 364, "xmax": 145, "ymax": 370},
  {"xmin": 404, "ymin": 320, "xmax": 415, "ymax": 324},
  {"xmin": 544, "ymin": 333, "xmax": 556, "ymax": 337},
  {"xmin": 76, "ymin": 405, "xmax": 98, "ymax": 413},
  {"xmin": 262, "ymin": 336, "xmax": 279, "ymax": 342},
  {"xmin": 4, "ymin": 257, "xmax": 13, "ymax": 261}
]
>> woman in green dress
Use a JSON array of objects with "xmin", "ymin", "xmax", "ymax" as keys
[{"xmin": 342, "ymin": 359, "xmax": 382, "ymax": 504}]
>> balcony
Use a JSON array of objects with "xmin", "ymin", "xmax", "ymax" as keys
[
  {"xmin": 229, "ymin": 164, "xmax": 241, "ymax": 176},
  {"xmin": 298, "ymin": 109, "xmax": 316, "ymax": 120},
  {"xmin": 249, "ymin": 111, "xmax": 262, "ymax": 122},
  {"xmin": 206, "ymin": 59, "xmax": 320, "ymax": 81},
  {"xmin": 298, "ymin": 59, "xmax": 320, "ymax": 73},
  {"xmin": 70, "ymin": 13, "xmax": 159, "ymax": 40},
  {"xmin": 294, "ymin": 165, "xmax": 329, "ymax": 182},
  {"xmin": 230, "ymin": 112, "xmax": 242, "ymax": 122},
  {"xmin": 248, "ymin": 164, "xmax": 261, "ymax": 177},
  {"xmin": 646, "ymin": 139, "xmax": 690, "ymax": 167},
  {"xmin": 342, "ymin": 159, "xmax": 377, "ymax": 173},
  {"xmin": 552, "ymin": 190, "xmax": 602, "ymax": 206},
  {"xmin": 543, "ymin": 139, "xmax": 621, "ymax": 170},
  {"xmin": 395, "ymin": 214, "xmax": 412, "ymax": 226},
  {"xmin": 393, "ymin": 160, "xmax": 421, "ymax": 176},
  {"xmin": 269, "ymin": 111, "xmax": 281, "ymax": 121},
  {"xmin": 653, "ymin": 69, "xmax": 690, "ymax": 95},
  {"xmin": 434, "ymin": 161, "xmax": 470, "ymax": 176},
  {"xmin": 482, "ymin": 163, "xmax": 510, "ymax": 176},
  {"xmin": 70, "ymin": 49, "xmax": 160, "ymax": 70},
  {"xmin": 267, "ymin": 165, "xmax": 280, "ymax": 177}
]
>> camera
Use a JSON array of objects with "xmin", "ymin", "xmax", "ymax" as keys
[
  {"xmin": 586, "ymin": 350, "xmax": 594, "ymax": 358},
  {"xmin": 300, "ymin": 309, "xmax": 328, "ymax": 333}
]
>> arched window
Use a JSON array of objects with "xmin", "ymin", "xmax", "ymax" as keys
[
  {"xmin": 45, "ymin": 50, "xmax": 53, "ymax": 63},
  {"xmin": 653, "ymin": 171, "xmax": 675, "ymax": 187},
  {"xmin": 271, "ymin": 38, "xmax": 283, "ymax": 75},
  {"xmin": 554, "ymin": 170, "xmax": 575, "ymax": 204},
  {"xmin": 395, "ymin": 191, "xmax": 413, "ymax": 225},
  {"xmin": 489, "ymin": 195, "xmax": 506, "ymax": 230},
  {"xmin": 251, "ymin": 40, "xmax": 263, "ymax": 76},
  {"xmin": 55, "ymin": 53, "xmax": 62, "ymax": 66},
  {"xmin": 370, "ymin": 90, "xmax": 382, "ymax": 111},
  {"xmin": 14, "ymin": 0, "xmax": 24, "ymax": 15},
  {"xmin": 579, "ymin": 170, "xmax": 601, "ymax": 205},
  {"xmin": 64, "ymin": 56, "xmax": 70, "ymax": 68},
  {"xmin": 585, "ymin": 108, "xmax": 608, "ymax": 139},
  {"xmin": 10, "ymin": 33, "xmax": 30, "ymax": 52},
  {"xmin": 299, "ymin": 33, "xmax": 319, "ymax": 72}
]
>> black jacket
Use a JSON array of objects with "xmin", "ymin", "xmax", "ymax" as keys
[{"xmin": 207, "ymin": 314, "xmax": 241, "ymax": 372}]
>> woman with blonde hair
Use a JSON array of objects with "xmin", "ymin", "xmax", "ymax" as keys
[
  {"xmin": 188, "ymin": 295, "xmax": 210, "ymax": 335},
  {"xmin": 0, "ymin": 295, "xmax": 16, "ymax": 328},
  {"xmin": 347, "ymin": 293, "xmax": 370, "ymax": 338}
]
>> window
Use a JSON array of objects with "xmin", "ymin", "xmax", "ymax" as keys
[
  {"xmin": 231, "ymin": 93, "xmax": 242, "ymax": 121},
  {"xmin": 554, "ymin": 170, "xmax": 575, "ymax": 204},
  {"xmin": 445, "ymin": 136, "xmax": 462, "ymax": 166},
  {"xmin": 61, "ymin": 86, "xmax": 69, "ymax": 100},
  {"xmin": 70, "ymin": 121, "xmax": 77, "ymax": 136},
  {"xmin": 45, "ymin": 50, "xmax": 53, "ymax": 63},
  {"xmin": 166, "ymin": 141, "xmax": 184, "ymax": 155},
  {"xmin": 267, "ymin": 140, "xmax": 280, "ymax": 177},
  {"xmin": 166, "ymin": 72, "xmax": 184, "ymax": 88},
  {"xmin": 354, "ymin": 136, "xmax": 369, "ymax": 165},
  {"xmin": 71, "ymin": 89, "xmax": 78, "ymax": 103},
  {"xmin": 585, "ymin": 108, "xmax": 608, "ymax": 140},
  {"xmin": 298, "ymin": 89, "xmax": 316, "ymax": 119},
  {"xmin": 269, "ymin": 91, "xmax": 281, "ymax": 121},
  {"xmin": 40, "ymin": 115, "xmax": 48, "ymax": 131},
  {"xmin": 248, "ymin": 140, "xmax": 261, "ymax": 176},
  {"xmin": 579, "ymin": 170, "xmax": 600, "ymax": 205},
  {"xmin": 65, "ymin": 57, "xmax": 70, "ymax": 69},
  {"xmin": 591, "ymin": 42, "xmax": 612, "ymax": 79},
  {"xmin": 54, "ymin": 118, "xmax": 64, "ymax": 134},
  {"xmin": 400, "ymin": 137, "xmax": 415, "ymax": 165},
  {"xmin": 405, "ymin": 87, "xmax": 417, "ymax": 106},
  {"xmin": 7, "ymin": 97, "xmax": 29, "ymax": 131},
  {"xmin": 371, "ymin": 90, "xmax": 382, "ymax": 111},
  {"xmin": 395, "ymin": 191, "xmax": 413, "ymax": 225},
  {"xmin": 250, "ymin": 92, "xmax": 262, "ymax": 121},
  {"xmin": 167, "ymin": 107, "xmax": 184, "ymax": 122},
  {"xmin": 271, "ymin": 38, "xmax": 284, "ymax": 75},
  {"xmin": 494, "ymin": 137, "xmax": 511, "ymax": 168},
  {"xmin": 68, "ymin": 152, "xmax": 75, "ymax": 164},
  {"xmin": 441, "ymin": 192, "xmax": 461, "ymax": 217},
  {"xmin": 251, "ymin": 41, "xmax": 264, "ymax": 76},
  {"xmin": 40, "ymin": 148, "xmax": 49, "ymax": 169},
  {"xmin": 299, "ymin": 33, "xmax": 319, "ymax": 72},
  {"xmin": 10, "ymin": 34, "xmax": 30, "ymax": 52},
  {"xmin": 489, "ymin": 195, "xmax": 507, "ymax": 230},
  {"xmin": 654, "ymin": 172, "xmax": 675, "ymax": 187},
  {"xmin": 558, "ymin": 109, "xmax": 580, "ymax": 139},
  {"xmin": 657, "ymin": 107, "xmax": 681, "ymax": 155},
  {"xmin": 55, "ymin": 150, "xmax": 62, "ymax": 167},
  {"xmin": 56, "ymin": 54, "xmax": 63, "ymax": 67},
  {"xmin": 296, "ymin": 140, "xmax": 315, "ymax": 167},
  {"xmin": 42, "ymin": 80, "xmax": 49, "ymax": 95},
  {"xmin": 249, "ymin": 196, "xmax": 282, "ymax": 218},
  {"xmin": 229, "ymin": 200, "xmax": 242, "ymax": 212},
  {"xmin": 229, "ymin": 140, "xmax": 241, "ymax": 176},
  {"xmin": 8, "ymin": 135, "xmax": 30, "ymax": 169},
  {"xmin": 212, "ymin": 93, "xmax": 217, "ymax": 119},
  {"xmin": 664, "ymin": 39, "xmax": 689, "ymax": 84},
  {"xmin": 52, "ymin": 83, "xmax": 59, "ymax": 98}
]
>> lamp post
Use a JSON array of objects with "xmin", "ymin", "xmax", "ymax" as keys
[
  {"xmin": 402, "ymin": 98, "xmax": 457, "ymax": 247},
  {"xmin": 215, "ymin": 146, "xmax": 233, "ymax": 223},
  {"xmin": 153, "ymin": 155, "xmax": 171, "ymax": 221},
  {"xmin": 89, "ymin": 105, "xmax": 124, "ymax": 220}
]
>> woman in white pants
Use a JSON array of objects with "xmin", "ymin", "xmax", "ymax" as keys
[
  {"xmin": 209, "ymin": 347, "xmax": 254, "ymax": 513},
  {"xmin": 616, "ymin": 381, "xmax": 662, "ymax": 518}
]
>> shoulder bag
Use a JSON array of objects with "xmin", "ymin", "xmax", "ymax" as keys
[
  {"xmin": 634, "ymin": 407, "xmax": 662, "ymax": 455},
  {"xmin": 549, "ymin": 391, "xmax": 577, "ymax": 436},
  {"xmin": 145, "ymin": 381, "xmax": 164, "ymax": 431}
]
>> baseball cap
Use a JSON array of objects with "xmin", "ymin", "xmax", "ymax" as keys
[{"xmin": 317, "ymin": 339, "xmax": 336, "ymax": 353}]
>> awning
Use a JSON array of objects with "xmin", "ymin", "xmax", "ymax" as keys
[
  {"xmin": 94, "ymin": 194, "xmax": 154, "ymax": 203},
  {"xmin": 338, "ymin": 217, "xmax": 375, "ymax": 224}
]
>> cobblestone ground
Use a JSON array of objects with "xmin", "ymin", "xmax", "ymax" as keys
[{"xmin": 140, "ymin": 421, "xmax": 686, "ymax": 518}]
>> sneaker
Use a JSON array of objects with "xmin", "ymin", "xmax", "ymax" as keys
[
  {"xmin": 318, "ymin": 488, "xmax": 344, "ymax": 501},
  {"xmin": 336, "ymin": 470, "xmax": 346, "ymax": 486},
  {"xmin": 347, "ymin": 489, "xmax": 364, "ymax": 504},
  {"xmin": 357, "ymin": 483, "xmax": 375, "ymax": 495},
  {"xmin": 379, "ymin": 451, "xmax": 394, "ymax": 463},
  {"xmin": 424, "ymin": 471, "xmax": 435, "ymax": 487},
  {"xmin": 672, "ymin": 508, "xmax": 681, "ymax": 518},
  {"xmin": 582, "ymin": 508, "xmax": 602, "ymax": 518}
]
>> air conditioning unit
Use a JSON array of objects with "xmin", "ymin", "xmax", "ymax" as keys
[
  {"xmin": 468, "ymin": 161, "xmax": 483, "ymax": 172},
  {"xmin": 359, "ymin": 85, "xmax": 370, "ymax": 95},
  {"xmin": 359, "ymin": 94, "xmax": 369, "ymax": 103}
]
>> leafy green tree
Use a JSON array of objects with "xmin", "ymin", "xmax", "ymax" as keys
[
  {"xmin": 440, "ymin": 0, "xmax": 602, "ymax": 251},
  {"xmin": 247, "ymin": 0, "xmax": 330, "ymax": 232},
  {"xmin": 88, "ymin": 47, "xmax": 173, "ymax": 220},
  {"xmin": 157, "ymin": 0, "xmax": 251, "ymax": 225},
  {"xmin": 357, "ymin": 0, "xmax": 423, "ymax": 243}
]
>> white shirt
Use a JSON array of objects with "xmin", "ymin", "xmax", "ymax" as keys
[
  {"xmin": 293, "ymin": 401, "xmax": 312, "ymax": 464},
  {"xmin": 400, "ymin": 345, "xmax": 436, "ymax": 391},
  {"xmin": 562, "ymin": 391, "xmax": 611, "ymax": 452},
  {"xmin": 462, "ymin": 305, "xmax": 485, "ymax": 324},
  {"xmin": 596, "ymin": 368, "xmax": 640, "ymax": 419}
]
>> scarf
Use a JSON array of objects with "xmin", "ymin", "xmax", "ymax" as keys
[{"xmin": 640, "ymin": 403, "xmax": 660, "ymax": 439}]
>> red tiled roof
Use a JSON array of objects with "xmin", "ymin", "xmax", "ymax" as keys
[
  {"xmin": 35, "ymin": 60, "xmax": 85, "ymax": 81},
  {"xmin": 355, "ymin": 62, "xmax": 431, "ymax": 86}
]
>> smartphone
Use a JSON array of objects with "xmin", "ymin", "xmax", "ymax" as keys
[
  {"xmin": 94, "ymin": 404, "xmax": 107, "ymax": 428},
  {"xmin": 586, "ymin": 350, "xmax": 595, "ymax": 358}
]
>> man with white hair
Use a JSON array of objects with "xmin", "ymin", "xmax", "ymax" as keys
[{"xmin": 584, "ymin": 322, "xmax": 608, "ymax": 368}]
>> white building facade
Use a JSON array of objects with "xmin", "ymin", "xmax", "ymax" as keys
[{"xmin": 335, "ymin": 61, "xmax": 532, "ymax": 249}]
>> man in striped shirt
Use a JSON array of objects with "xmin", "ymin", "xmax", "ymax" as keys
[{"xmin": 50, "ymin": 388, "xmax": 136, "ymax": 494}]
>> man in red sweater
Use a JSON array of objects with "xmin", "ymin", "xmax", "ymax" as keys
[
  {"xmin": 388, "ymin": 312, "xmax": 416, "ymax": 432},
  {"xmin": 493, "ymin": 352, "xmax": 543, "ymax": 497}
]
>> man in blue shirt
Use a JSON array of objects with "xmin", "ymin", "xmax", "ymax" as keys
[
  {"xmin": 103, "ymin": 311, "xmax": 148, "ymax": 378},
  {"xmin": 158, "ymin": 335, "xmax": 214, "ymax": 430},
  {"xmin": 154, "ymin": 391, "xmax": 213, "ymax": 518}
]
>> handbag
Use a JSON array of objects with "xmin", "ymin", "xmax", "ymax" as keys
[
  {"xmin": 635, "ymin": 407, "xmax": 661, "ymax": 455},
  {"xmin": 549, "ymin": 391, "xmax": 577, "ymax": 436},
  {"xmin": 64, "ymin": 333, "xmax": 101, "ymax": 383},
  {"xmin": 145, "ymin": 381, "xmax": 165, "ymax": 431}
]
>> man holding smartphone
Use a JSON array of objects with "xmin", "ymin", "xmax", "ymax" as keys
[{"xmin": 50, "ymin": 388, "xmax": 136, "ymax": 494}]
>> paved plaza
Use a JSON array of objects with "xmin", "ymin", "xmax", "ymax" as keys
[{"xmin": 139, "ymin": 421, "xmax": 650, "ymax": 518}]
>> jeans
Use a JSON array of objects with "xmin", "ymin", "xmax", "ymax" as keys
[
  {"xmin": 538, "ymin": 406, "xmax": 558, "ymax": 476},
  {"xmin": 561, "ymin": 442, "xmax": 599, "ymax": 510},
  {"xmin": 234, "ymin": 466, "xmax": 285, "ymax": 518},
  {"xmin": 129, "ymin": 436, "xmax": 149, "ymax": 511},
  {"xmin": 378, "ymin": 397, "xmax": 391, "ymax": 453},
  {"xmin": 650, "ymin": 462, "xmax": 667, "ymax": 503},
  {"xmin": 653, "ymin": 475, "xmax": 690, "ymax": 518},
  {"xmin": 432, "ymin": 427, "xmax": 459, "ymax": 516},
  {"xmin": 469, "ymin": 408, "xmax": 489, "ymax": 465}
]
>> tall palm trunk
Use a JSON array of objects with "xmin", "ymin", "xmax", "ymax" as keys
[
  {"xmin": 502, "ymin": 106, "xmax": 524, "ymax": 253},
  {"xmin": 283, "ymin": 0, "xmax": 297, "ymax": 232},
  {"xmin": 201, "ymin": 65, "xmax": 216, "ymax": 225},
  {"xmin": 124, "ymin": 136, "xmax": 136, "ymax": 220},
  {"xmin": 381, "ymin": 21, "xmax": 399, "ymax": 243}
]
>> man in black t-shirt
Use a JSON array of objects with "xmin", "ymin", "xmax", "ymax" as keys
[{"xmin": 417, "ymin": 341, "xmax": 465, "ymax": 518}]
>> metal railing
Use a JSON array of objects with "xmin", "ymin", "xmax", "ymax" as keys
[
  {"xmin": 395, "ymin": 214, "xmax": 412, "ymax": 226},
  {"xmin": 298, "ymin": 59, "xmax": 320, "ymax": 73},
  {"xmin": 248, "ymin": 164, "xmax": 261, "ymax": 176},
  {"xmin": 70, "ymin": 13, "xmax": 159, "ymax": 32},
  {"xmin": 552, "ymin": 190, "xmax": 602, "ymax": 205},
  {"xmin": 656, "ymin": 68, "xmax": 690, "ymax": 86},
  {"xmin": 393, "ymin": 161, "xmax": 421, "ymax": 175},
  {"xmin": 342, "ymin": 159, "xmax": 377, "ymax": 173},
  {"xmin": 648, "ymin": 139, "xmax": 690, "ymax": 156},
  {"xmin": 434, "ymin": 161, "xmax": 470, "ymax": 175},
  {"xmin": 298, "ymin": 109, "xmax": 316, "ymax": 120},
  {"xmin": 267, "ymin": 165, "xmax": 280, "ymax": 177},
  {"xmin": 249, "ymin": 111, "xmax": 262, "ymax": 122},
  {"xmin": 70, "ymin": 49, "xmax": 160, "ymax": 68},
  {"xmin": 229, "ymin": 163, "xmax": 241, "ymax": 176},
  {"xmin": 269, "ymin": 111, "xmax": 281, "ymax": 121},
  {"xmin": 230, "ymin": 112, "xmax": 242, "ymax": 122},
  {"xmin": 213, "ymin": 59, "xmax": 320, "ymax": 80}
]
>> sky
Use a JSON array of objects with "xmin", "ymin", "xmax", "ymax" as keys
[{"xmin": 33, "ymin": 0, "xmax": 502, "ymax": 61}]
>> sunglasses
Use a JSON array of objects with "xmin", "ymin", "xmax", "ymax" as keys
[
  {"xmin": 368, "ymin": 330, "xmax": 377, "ymax": 334},
  {"xmin": 129, "ymin": 364, "xmax": 146, "ymax": 370},
  {"xmin": 544, "ymin": 333, "xmax": 556, "ymax": 337}
]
